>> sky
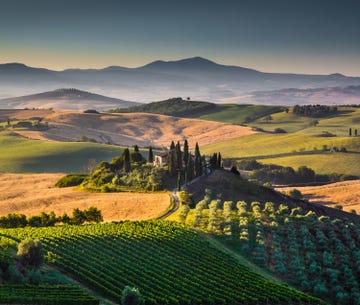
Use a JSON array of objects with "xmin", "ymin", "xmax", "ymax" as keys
[{"xmin": 1, "ymin": 0, "xmax": 360, "ymax": 75}]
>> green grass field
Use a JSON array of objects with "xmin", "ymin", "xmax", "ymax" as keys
[
  {"xmin": 250, "ymin": 107, "xmax": 360, "ymax": 135},
  {"xmin": 0, "ymin": 132, "xmax": 127, "ymax": 173},
  {"xmin": 194, "ymin": 104, "xmax": 283, "ymax": 124},
  {"xmin": 202, "ymin": 133, "xmax": 360, "ymax": 158},
  {"xmin": 0, "ymin": 220, "xmax": 324, "ymax": 305},
  {"xmin": 260, "ymin": 153, "xmax": 360, "ymax": 176}
]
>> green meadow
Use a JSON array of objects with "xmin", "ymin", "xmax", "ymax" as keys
[{"xmin": 0, "ymin": 132, "xmax": 125, "ymax": 173}]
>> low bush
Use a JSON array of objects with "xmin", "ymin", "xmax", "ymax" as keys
[{"xmin": 55, "ymin": 174, "xmax": 88, "ymax": 188}]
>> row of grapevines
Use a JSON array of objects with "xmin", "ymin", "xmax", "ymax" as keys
[
  {"xmin": 0, "ymin": 284, "xmax": 98, "ymax": 304},
  {"xmin": 0, "ymin": 221, "xmax": 325, "ymax": 305}
]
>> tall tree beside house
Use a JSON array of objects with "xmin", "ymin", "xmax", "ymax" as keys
[
  {"xmin": 175, "ymin": 141, "xmax": 182, "ymax": 170},
  {"xmin": 194, "ymin": 142, "xmax": 203, "ymax": 177},
  {"xmin": 170, "ymin": 141, "xmax": 175, "ymax": 151},
  {"xmin": 167, "ymin": 144, "xmax": 176, "ymax": 176},
  {"xmin": 147, "ymin": 146, "xmax": 154, "ymax": 163},
  {"xmin": 186, "ymin": 157, "xmax": 194, "ymax": 182},
  {"xmin": 123, "ymin": 148, "xmax": 131, "ymax": 173},
  {"xmin": 183, "ymin": 139, "xmax": 189, "ymax": 166},
  {"xmin": 217, "ymin": 152, "xmax": 222, "ymax": 168}
]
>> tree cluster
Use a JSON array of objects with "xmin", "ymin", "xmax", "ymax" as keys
[
  {"xmin": 293, "ymin": 104, "xmax": 338, "ymax": 117},
  {"xmin": 0, "ymin": 239, "xmax": 43, "ymax": 284},
  {"xmin": 167, "ymin": 140, "xmax": 203, "ymax": 185},
  {"xmin": 0, "ymin": 207, "xmax": 103, "ymax": 228}
]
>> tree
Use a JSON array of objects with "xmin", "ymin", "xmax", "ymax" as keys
[
  {"xmin": 133, "ymin": 145, "xmax": 139, "ymax": 152},
  {"xmin": 147, "ymin": 146, "xmax": 154, "ymax": 163},
  {"xmin": 194, "ymin": 142, "xmax": 202, "ymax": 177},
  {"xmin": 121, "ymin": 286, "xmax": 143, "ymax": 305},
  {"xmin": 175, "ymin": 141, "xmax": 182, "ymax": 170},
  {"xmin": 349, "ymin": 128, "xmax": 352, "ymax": 136},
  {"xmin": 177, "ymin": 170, "xmax": 181, "ymax": 191},
  {"xmin": 71, "ymin": 208, "xmax": 86, "ymax": 225},
  {"xmin": 123, "ymin": 148, "xmax": 131, "ymax": 173},
  {"xmin": 217, "ymin": 152, "xmax": 222, "ymax": 168},
  {"xmin": 265, "ymin": 115, "xmax": 273, "ymax": 122},
  {"xmin": 85, "ymin": 206, "xmax": 103, "ymax": 223},
  {"xmin": 183, "ymin": 139, "xmax": 189, "ymax": 166},
  {"xmin": 17, "ymin": 239, "xmax": 43, "ymax": 269},
  {"xmin": 167, "ymin": 150, "xmax": 176, "ymax": 176},
  {"xmin": 355, "ymin": 129, "xmax": 358, "ymax": 137}
]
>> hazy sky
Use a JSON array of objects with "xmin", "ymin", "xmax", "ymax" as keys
[{"xmin": 1, "ymin": 0, "xmax": 360, "ymax": 75}]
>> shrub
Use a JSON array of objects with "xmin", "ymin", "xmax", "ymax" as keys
[
  {"xmin": 55, "ymin": 174, "xmax": 88, "ymax": 188},
  {"xmin": 289, "ymin": 189, "xmax": 303, "ymax": 200},
  {"xmin": 17, "ymin": 239, "xmax": 43, "ymax": 269},
  {"xmin": 274, "ymin": 128, "xmax": 287, "ymax": 133},
  {"xmin": 121, "ymin": 286, "xmax": 143, "ymax": 305}
]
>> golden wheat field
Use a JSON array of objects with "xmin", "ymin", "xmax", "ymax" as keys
[
  {"xmin": 3, "ymin": 109, "xmax": 255, "ymax": 147},
  {"xmin": 0, "ymin": 173, "xmax": 170, "ymax": 221},
  {"xmin": 278, "ymin": 180, "xmax": 360, "ymax": 213}
]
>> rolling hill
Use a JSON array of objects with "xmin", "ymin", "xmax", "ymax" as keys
[
  {"xmin": 1, "ymin": 57, "xmax": 360, "ymax": 104},
  {"xmin": 113, "ymin": 97, "xmax": 285, "ymax": 124},
  {"xmin": 0, "ymin": 109, "xmax": 256, "ymax": 148},
  {"xmin": 0, "ymin": 88, "xmax": 139, "ymax": 110}
]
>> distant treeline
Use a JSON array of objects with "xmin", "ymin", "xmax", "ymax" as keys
[
  {"xmin": 293, "ymin": 104, "xmax": 338, "ymax": 117},
  {"xmin": 238, "ymin": 159, "xmax": 358, "ymax": 185},
  {"xmin": 0, "ymin": 207, "xmax": 103, "ymax": 228}
]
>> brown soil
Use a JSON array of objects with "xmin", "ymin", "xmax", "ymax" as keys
[{"xmin": 0, "ymin": 173, "xmax": 170, "ymax": 221}]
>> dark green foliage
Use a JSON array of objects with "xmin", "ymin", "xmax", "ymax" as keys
[
  {"xmin": 0, "ymin": 285, "xmax": 99, "ymax": 304},
  {"xmin": 17, "ymin": 239, "xmax": 43, "ymax": 269},
  {"xmin": 274, "ymin": 127, "xmax": 287, "ymax": 133},
  {"xmin": 237, "ymin": 159, "xmax": 262, "ymax": 170},
  {"xmin": 230, "ymin": 166, "xmax": 240, "ymax": 176},
  {"xmin": 194, "ymin": 142, "xmax": 202, "ymax": 177},
  {"xmin": 1, "ymin": 221, "xmax": 325, "ymax": 305},
  {"xmin": 183, "ymin": 139, "xmax": 189, "ymax": 166},
  {"xmin": 289, "ymin": 189, "xmax": 303, "ymax": 199},
  {"xmin": 185, "ymin": 196, "xmax": 360, "ymax": 304},
  {"xmin": 55, "ymin": 174, "xmax": 88, "ymax": 187},
  {"xmin": 147, "ymin": 146, "xmax": 154, "ymax": 163},
  {"xmin": 0, "ymin": 208, "xmax": 103, "ymax": 228},
  {"xmin": 110, "ymin": 97, "xmax": 216, "ymax": 117},
  {"xmin": 293, "ymin": 104, "xmax": 338, "ymax": 117},
  {"xmin": 123, "ymin": 148, "xmax": 131, "ymax": 173},
  {"xmin": 121, "ymin": 286, "xmax": 143, "ymax": 305}
]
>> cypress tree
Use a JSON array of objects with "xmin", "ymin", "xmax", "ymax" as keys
[
  {"xmin": 123, "ymin": 148, "xmax": 131, "ymax": 173},
  {"xmin": 349, "ymin": 128, "xmax": 352, "ymax": 136},
  {"xmin": 167, "ymin": 150, "xmax": 176, "ymax": 176},
  {"xmin": 170, "ymin": 141, "xmax": 175, "ymax": 151},
  {"xmin": 147, "ymin": 146, "xmax": 154, "ymax": 163},
  {"xmin": 217, "ymin": 152, "xmax": 222, "ymax": 168},
  {"xmin": 187, "ymin": 157, "xmax": 194, "ymax": 182},
  {"xmin": 194, "ymin": 142, "xmax": 202, "ymax": 177},
  {"xmin": 183, "ymin": 139, "xmax": 189, "ymax": 166},
  {"xmin": 175, "ymin": 141, "xmax": 182, "ymax": 169},
  {"xmin": 134, "ymin": 145, "xmax": 139, "ymax": 152}
]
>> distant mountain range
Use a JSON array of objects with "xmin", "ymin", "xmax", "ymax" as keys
[
  {"xmin": 1, "ymin": 57, "xmax": 360, "ymax": 105},
  {"xmin": 0, "ymin": 88, "xmax": 139, "ymax": 110}
]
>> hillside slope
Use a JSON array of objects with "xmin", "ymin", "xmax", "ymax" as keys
[
  {"xmin": 1, "ymin": 109, "xmax": 256, "ymax": 147},
  {"xmin": 0, "ymin": 221, "xmax": 325, "ymax": 305},
  {"xmin": 0, "ymin": 88, "xmax": 139, "ymax": 111}
]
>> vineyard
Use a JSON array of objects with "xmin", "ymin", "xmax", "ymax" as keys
[
  {"xmin": 177, "ymin": 194, "xmax": 360, "ymax": 305},
  {"xmin": 0, "ymin": 221, "xmax": 324, "ymax": 305},
  {"xmin": 0, "ymin": 284, "xmax": 98, "ymax": 304}
]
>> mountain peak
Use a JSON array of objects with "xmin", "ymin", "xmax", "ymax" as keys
[{"xmin": 141, "ymin": 56, "xmax": 219, "ymax": 70}]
